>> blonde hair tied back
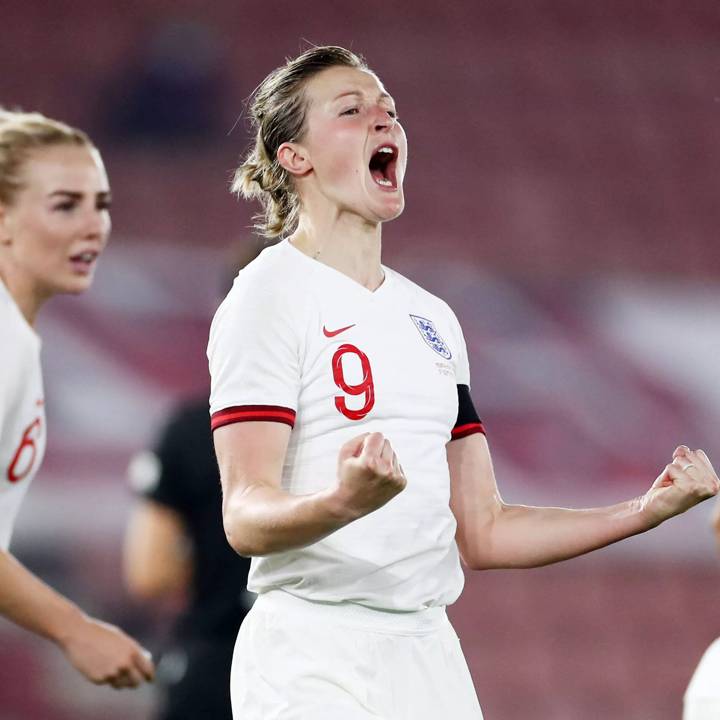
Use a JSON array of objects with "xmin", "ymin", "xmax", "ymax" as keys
[{"xmin": 0, "ymin": 107, "xmax": 91, "ymax": 205}]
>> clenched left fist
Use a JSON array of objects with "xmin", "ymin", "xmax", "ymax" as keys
[{"xmin": 641, "ymin": 446, "xmax": 720, "ymax": 528}]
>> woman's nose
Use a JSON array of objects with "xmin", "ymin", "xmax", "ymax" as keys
[
  {"xmin": 84, "ymin": 210, "xmax": 109, "ymax": 241},
  {"xmin": 371, "ymin": 105, "xmax": 395, "ymax": 132}
]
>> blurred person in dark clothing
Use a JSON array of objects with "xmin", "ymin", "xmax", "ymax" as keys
[
  {"xmin": 124, "ymin": 398, "xmax": 252, "ymax": 720},
  {"xmin": 123, "ymin": 239, "xmax": 266, "ymax": 720},
  {"xmin": 683, "ymin": 497, "xmax": 720, "ymax": 720}
]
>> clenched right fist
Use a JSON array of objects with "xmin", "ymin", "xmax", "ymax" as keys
[{"xmin": 333, "ymin": 432, "xmax": 406, "ymax": 521}]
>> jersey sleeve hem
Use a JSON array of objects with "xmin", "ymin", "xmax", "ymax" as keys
[
  {"xmin": 451, "ymin": 421, "xmax": 486, "ymax": 440},
  {"xmin": 211, "ymin": 405, "xmax": 296, "ymax": 431}
]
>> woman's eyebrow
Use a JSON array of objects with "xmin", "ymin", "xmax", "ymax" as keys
[
  {"xmin": 47, "ymin": 190, "xmax": 111, "ymax": 199},
  {"xmin": 332, "ymin": 90, "xmax": 393, "ymax": 102},
  {"xmin": 49, "ymin": 190, "xmax": 83, "ymax": 199}
]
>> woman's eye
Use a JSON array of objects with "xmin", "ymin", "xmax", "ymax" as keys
[
  {"xmin": 341, "ymin": 107, "xmax": 359, "ymax": 116},
  {"xmin": 54, "ymin": 202, "xmax": 77, "ymax": 212},
  {"xmin": 387, "ymin": 110, "xmax": 398, "ymax": 119},
  {"xmin": 97, "ymin": 200, "xmax": 112, "ymax": 211}
]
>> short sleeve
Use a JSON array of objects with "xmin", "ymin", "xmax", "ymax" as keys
[{"xmin": 207, "ymin": 274, "xmax": 302, "ymax": 431}]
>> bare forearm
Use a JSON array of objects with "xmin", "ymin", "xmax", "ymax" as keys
[
  {"xmin": 464, "ymin": 498, "xmax": 649, "ymax": 570},
  {"xmin": 450, "ymin": 436, "xmax": 719, "ymax": 571},
  {"xmin": 223, "ymin": 483, "xmax": 356, "ymax": 556},
  {"xmin": 0, "ymin": 550, "xmax": 85, "ymax": 644},
  {"xmin": 123, "ymin": 502, "xmax": 192, "ymax": 600}
]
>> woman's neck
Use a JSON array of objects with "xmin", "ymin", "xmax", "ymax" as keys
[
  {"xmin": 0, "ymin": 265, "xmax": 45, "ymax": 327},
  {"xmin": 289, "ymin": 212, "xmax": 384, "ymax": 291}
]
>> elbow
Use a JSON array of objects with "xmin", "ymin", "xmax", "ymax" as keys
[
  {"xmin": 223, "ymin": 523, "xmax": 254, "ymax": 557},
  {"xmin": 456, "ymin": 531, "xmax": 496, "ymax": 570},
  {"xmin": 462, "ymin": 557, "xmax": 485, "ymax": 572},
  {"xmin": 459, "ymin": 548, "xmax": 497, "ymax": 572},
  {"xmin": 456, "ymin": 505, "xmax": 506, "ymax": 571},
  {"xmin": 223, "ymin": 512, "xmax": 269, "ymax": 557},
  {"xmin": 222, "ymin": 483, "xmax": 282, "ymax": 557}
]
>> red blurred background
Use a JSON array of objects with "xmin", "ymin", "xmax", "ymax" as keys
[{"xmin": 2, "ymin": 1, "xmax": 719, "ymax": 718}]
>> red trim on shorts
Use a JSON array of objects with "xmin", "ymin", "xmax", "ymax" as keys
[
  {"xmin": 451, "ymin": 421, "xmax": 486, "ymax": 440},
  {"xmin": 211, "ymin": 405, "xmax": 296, "ymax": 431}
]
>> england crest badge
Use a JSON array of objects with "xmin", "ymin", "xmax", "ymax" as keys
[{"xmin": 410, "ymin": 315, "xmax": 452, "ymax": 359}]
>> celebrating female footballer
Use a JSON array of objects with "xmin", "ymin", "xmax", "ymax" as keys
[
  {"xmin": 209, "ymin": 46, "xmax": 719, "ymax": 719},
  {"xmin": 0, "ymin": 109, "xmax": 154, "ymax": 689}
]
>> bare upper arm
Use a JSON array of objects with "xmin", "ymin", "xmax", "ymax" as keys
[
  {"xmin": 213, "ymin": 420, "xmax": 292, "ymax": 502},
  {"xmin": 447, "ymin": 432, "xmax": 504, "ymax": 568}
]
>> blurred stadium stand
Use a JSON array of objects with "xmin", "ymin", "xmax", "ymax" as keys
[{"xmin": 1, "ymin": 1, "xmax": 719, "ymax": 718}]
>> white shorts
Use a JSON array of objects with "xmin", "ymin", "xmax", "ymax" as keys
[
  {"xmin": 684, "ymin": 638, "xmax": 720, "ymax": 720},
  {"xmin": 231, "ymin": 590, "xmax": 483, "ymax": 720}
]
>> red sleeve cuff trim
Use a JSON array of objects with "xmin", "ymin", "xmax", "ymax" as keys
[
  {"xmin": 451, "ymin": 422, "xmax": 486, "ymax": 440},
  {"xmin": 211, "ymin": 405, "xmax": 296, "ymax": 431}
]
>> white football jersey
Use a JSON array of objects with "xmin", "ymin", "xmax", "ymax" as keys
[
  {"xmin": 208, "ymin": 239, "xmax": 479, "ymax": 612},
  {"xmin": 0, "ymin": 279, "xmax": 45, "ymax": 550}
]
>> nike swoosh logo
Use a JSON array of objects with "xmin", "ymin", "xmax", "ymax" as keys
[{"xmin": 323, "ymin": 324, "xmax": 356, "ymax": 337}]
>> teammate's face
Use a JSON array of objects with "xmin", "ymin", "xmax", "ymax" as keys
[
  {"xmin": 0, "ymin": 144, "xmax": 111, "ymax": 301},
  {"xmin": 294, "ymin": 65, "xmax": 407, "ymax": 224}
]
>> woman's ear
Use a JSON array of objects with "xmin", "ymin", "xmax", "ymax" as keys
[{"xmin": 277, "ymin": 142, "xmax": 312, "ymax": 177}]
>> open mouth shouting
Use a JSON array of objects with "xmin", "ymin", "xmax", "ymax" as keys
[
  {"xmin": 69, "ymin": 250, "xmax": 99, "ymax": 275},
  {"xmin": 368, "ymin": 143, "xmax": 399, "ymax": 191}
]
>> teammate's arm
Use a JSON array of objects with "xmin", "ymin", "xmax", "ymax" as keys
[
  {"xmin": 123, "ymin": 500, "xmax": 192, "ymax": 599},
  {"xmin": 448, "ymin": 434, "xmax": 719, "ymax": 570},
  {"xmin": 215, "ymin": 422, "xmax": 405, "ymax": 556},
  {"xmin": 0, "ymin": 549, "xmax": 154, "ymax": 688}
]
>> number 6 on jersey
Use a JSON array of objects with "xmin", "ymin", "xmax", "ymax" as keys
[{"xmin": 332, "ymin": 344, "xmax": 375, "ymax": 421}]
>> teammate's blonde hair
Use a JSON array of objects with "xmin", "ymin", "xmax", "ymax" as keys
[
  {"xmin": 232, "ymin": 46, "xmax": 367, "ymax": 238},
  {"xmin": 0, "ymin": 108, "xmax": 92, "ymax": 205}
]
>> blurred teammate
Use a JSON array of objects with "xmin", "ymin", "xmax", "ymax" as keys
[
  {"xmin": 0, "ymin": 109, "xmax": 154, "ymax": 688},
  {"xmin": 683, "ymin": 497, "xmax": 720, "ymax": 719},
  {"xmin": 123, "ymin": 241, "xmax": 265, "ymax": 720},
  {"xmin": 208, "ymin": 46, "xmax": 719, "ymax": 719}
]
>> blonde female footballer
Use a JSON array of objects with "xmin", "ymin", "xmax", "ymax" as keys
[
  {"xmin": 209, "ymin": 46, "xmax": 719, "ymax": 719},
  {"xmin": 0, "ymin": 109, "xmax": 154, "ymax": 689}
]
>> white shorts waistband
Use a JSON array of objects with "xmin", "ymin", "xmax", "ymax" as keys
[{"xmin": 253, "ymin": 590, "xmax": 448, "ymax": 635}]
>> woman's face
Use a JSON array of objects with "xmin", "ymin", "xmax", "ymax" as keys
[
  {"xmin": 295, "ymin": 65, "xmax": 407, "ymax": 224},
  {"xmin": 0, "ymin": 144, "xmax": 111, "ymax": 300}
]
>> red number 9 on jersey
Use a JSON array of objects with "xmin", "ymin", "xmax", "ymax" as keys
[
  {"xmin": 332, "ymin": 344, "xmax": 375, "ymax": 420},
  {"xmin": 7, "ymin": 417, "xmax": 42, "ymax": 483}
]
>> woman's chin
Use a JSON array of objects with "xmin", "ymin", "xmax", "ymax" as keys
[
  {"xmin": 55, "ymin": 274, "xmax": 95, "ymax": 297},
  {"xmin": 372, "ymin": 192, "xmax": 405, "ymax": 223}
]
